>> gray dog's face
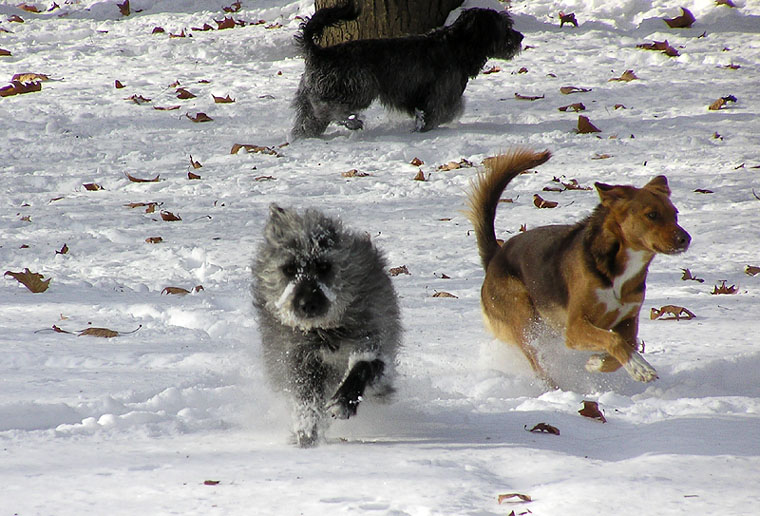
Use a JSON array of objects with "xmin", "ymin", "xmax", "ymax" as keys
[{"xmin": 255, "ymin": 205, "xmax": 354, "ymax": 332}]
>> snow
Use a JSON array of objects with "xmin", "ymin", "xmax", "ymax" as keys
[{"xmin": 1, "ymin": 0, "xmax": 759, "ymax": 514}]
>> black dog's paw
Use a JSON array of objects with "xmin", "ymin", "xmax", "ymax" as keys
[{"xmin": 326, "ymin": 393, "xmax": 362, "ymax": 420}]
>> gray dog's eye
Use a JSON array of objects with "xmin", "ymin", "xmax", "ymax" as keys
[
  {"xmin": 282, "ymin": 263, "xmax": 298, "ymax": 278},
  {"xmin": 315, "ymin": 260, "xmax": 332, "ymax": 276}
]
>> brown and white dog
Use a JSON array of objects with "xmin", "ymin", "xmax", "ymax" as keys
[{"xmin": 466, "ymin": 148, "xmax": 690, "ymax": 388}]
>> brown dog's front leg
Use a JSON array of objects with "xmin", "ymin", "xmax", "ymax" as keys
[{"xmin": 565, "ymin": 315, "xmax": 657, "ymax": 382}]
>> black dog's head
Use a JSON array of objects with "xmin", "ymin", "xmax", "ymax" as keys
[{"xmin": 450, "ymin": 8, "xmax": 523, "ymax": 61}]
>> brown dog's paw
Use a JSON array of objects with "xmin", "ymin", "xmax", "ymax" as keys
[{"xmin": 622, "ymin": 352, "xmax": 658, "ymax": 382}]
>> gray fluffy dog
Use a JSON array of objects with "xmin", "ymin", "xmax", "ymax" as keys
[
  {"xmin": 291, "ymin": 1, "xmax": 524, "ymax": 138},
  {"xmin": 252, "ymin": 204, "xmax": 401, "ymax": 447}
]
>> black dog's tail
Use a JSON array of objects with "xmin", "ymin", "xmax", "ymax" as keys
[
  {"xmin": 295, "ymin": 1, "xmax": 360, "ymax": 54},
  {"xmin": 466, "ymin": 148, "xmax": 552, "ymax": 270}
]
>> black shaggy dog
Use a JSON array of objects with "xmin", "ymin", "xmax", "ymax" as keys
[{"xmin": 291, "ymin": 2, "xmax": 524, "ymax": 138}]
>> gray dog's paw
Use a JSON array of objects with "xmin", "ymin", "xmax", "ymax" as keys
[{"xmin": 326, "ymin": 394, "xmax": 362, "ymax": 420}]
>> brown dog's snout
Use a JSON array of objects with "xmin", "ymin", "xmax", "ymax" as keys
[{"xmin": 674, "ymin": 226, "xmax": 691, "ymax": 252}]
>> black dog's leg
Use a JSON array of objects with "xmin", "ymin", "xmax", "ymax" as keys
[
  {"xmin": 327, "ymin": 358, "xmax": 385, "ymax": 419},
  {"xmin": 288, "ymin": 347, "xmax": 329, "ymax": 447}
]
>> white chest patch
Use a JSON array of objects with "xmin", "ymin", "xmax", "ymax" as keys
[{"xmin": 595, "ymin": 249, "xmax": 650, "ymax": 326}]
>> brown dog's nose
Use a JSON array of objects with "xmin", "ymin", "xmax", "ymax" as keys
[{"xmin": 675, "ymin": 227, "xmax": 691, "ymax": 252}]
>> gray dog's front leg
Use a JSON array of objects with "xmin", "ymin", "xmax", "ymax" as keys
[{"xmin": 326, "ymin": 358, "xmax": 385, "ymax": 419}]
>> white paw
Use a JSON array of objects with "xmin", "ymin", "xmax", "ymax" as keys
[
  {"xmin": 585, "ymin": 353, "xmax": 607, "ymax": 372},
  {"xmin": 623, "ymin": 352, "xmax": 658, "ymax": 382}
]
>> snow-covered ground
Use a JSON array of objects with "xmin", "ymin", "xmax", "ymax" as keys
[{"xmin": 2, "ymin": 0, "xmax": 759, "ymax": 514}]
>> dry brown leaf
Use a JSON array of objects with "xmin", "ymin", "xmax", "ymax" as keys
[
  {"xmin": 125, "ymin": 201, "xmax": 160, "ymax": 213},
  {"xmin": 12, "ymin": 73, "xmax": 51, "ymax": 82},
  {"xmin": 609, "ymin": 69, "xmax": 639, "ymax": 82},
  {"xmin": 126, "ymin": 173, "xmax": 160, "ymax": 183},
  {"xmin": 637, "ymin": 40, "xmax": 680, "ymax": 57},
  {"xmin": 125, "ymin": 94, "xmax": 151, "ymax": 104},
  {"xmin": 533, "ymin": 194, "xmax": 558, "ymax": 208},
  {"xmin": 160, "ymin": 210, "xmax": 182, "ymax": 221},
  {"xmin": 17, "ymin": 3, "xmax": 40, "ymax": 12},
  {"xmin": 186, "ymin": 112, "xmax": 213, "ymax": 123},
  {"xmin": 188, "ymin": 171, "xmax": 201, "ymax": 180},
  {"xmin": 204, "ymin": 480, "xmax": 221, "ymax": 486},
  {"xmin": 577, "ymin": 115, "xmax": 601, "ymax": 134},
  {"xmin": 516, "ymin": 67, "xmax": 528, "ymax": 74},
  {"xmin": 114, "ymin": 79, "xmax": 125, "ymax": 89},
  {"xmin": 83, "ymin": 183, "xmax": 103, "ymax": 191},
  {"xmin": 212, "ymin": 94, "xmax": 235, "ymax": 103},
  {"xmin": 117, "ymin": 0, "xmax": 130, "ymax": 16},
  {"xmin": 711, "ymin": 280, "xmax": 737, "ymax": 295},
  {"xmin": 558, "ymin": 11, "xmax": 578, "ymax": 27},
  {"xmin": 0, "ymin": 48, "xmax": 11, "ymax": 56},
  {"xmin": 79, "ymin": 327, "xmax": 120, "ymax": 338},
  {"xmin": 650, "ymin": 305, "xmax": 696, "ymax": 320},
  {"xmin": 170, "ymin": 30, "xmax": 187, "ymax": 38},
  {"xmin": 0, "ymin": 81, "xmax": 42, "ymax": 97},
  {"xmin": 8, "ymin": 15, "xmax": 25, "ymax": 23},
  {"xmin": 152, "ymin": 26, "xmax": 165, "ymax": 34},
  {"xmin": 432, "ymin": 291, "xmax": 458, "ymax": 298},
  {"xmin": 254, "ymin": 175, "xmax": 276, "ymax": 181},
  {"xmin": 716, "ymin": 0, "xmax": 736, "ymax": 6},
  {"xmin": 56, "ymin": 243, "xmax": 69, "ymax": 255},
  {"xmin": 526, "ymin": 422, "xmax": 560, "ymax": 435},
  {"xmin": 216, "ymin": 16, "xmax": 236, "ymax": 29},
  {"xmin": 560, "ymin": 86, "xmax": 591, "ymax": 95},
  {"xmin": 694, "ymin": 188, "xmax": 713, "ymax": 194},
  {"xmin": 578, "ymin": 400, "xmax": 606, "ymax": 422},
  {"xmin": 709, "ymin": 95, "xmax": 737, "ymax": 110},
  {"xmin": 342, "ymin": 169, "xmax": 370, "ymax": 178},
  {"xmin": 176, "ymin": 87, "xmax": 196, "ymax": 99},
  {"xmin": 189, "ymin": 155, "xmax": 202, "ymax": 169},
  {"xmin": 266, "ymin": 22, "xmax": 283, "ymax": 29},
  {"xmin": 558, "ymin": 102, "xmax": 585, "ymax": 112},
  {"xmin": 162, "ymin": 286, "xmax": 191, "ymax": 296},
  {"xmin": 482, "ymin": 65, "xmax": 501, "ymax": 74},
  {"xmin": 191, "ymin": 23, "xmax": 215, "ymax": 32},
  {"xmin": 153, "ymin": 105, "xmax": 180, "ymax": 111},
  {"xmin": 5, "ymin": 268, "xmax": 51, "ymax": 293},
  {"xmin": 681, "ymin": 268, "xmax": 704, "ymax": 283},
  {"xmin": 438, "ymin": 159, "xmax": 473, "ymax": 171},
  {"xmin": 514, "ymin": 92, "xmax": 544, "ymax": 101},
  {"xmin": 664, "ymin": 7, "xmax": 696, "ymax": 28},
  {"xmin": 410, "ymin": 157, "xmax": 424, "ymax": 166},
  {"xmin": 497, "ymin": 493, "xmax": 533, "ymax": 504},
  {"xmin": 389, "ymin": 265, "xmax": 410, "ymax": 276},
  {"xmin": 223, "ymin": 1, "xmax": 242, "ymax": 13},
  {"xmin": 145, "ymin": 236, "xmax": 163, "ymax": 244},
  {"xmin": 413, "ymin": 170, "xmax": 426, "ymax": 181},
  {"xmin": 745, "ymin": 265, "xmax": 760, "ymax": 276},
  {"xmin": 230, "ymin": 143, "xmax": 283, "ymax": 157}
]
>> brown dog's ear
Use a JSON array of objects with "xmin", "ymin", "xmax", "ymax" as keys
[
  {"xmin": 595, "ymin": 182, "xmax": 633, "ymax": 205},
  {"xmin": 644, "ymin": 175, "xmax": 671, "ymax": 196}
]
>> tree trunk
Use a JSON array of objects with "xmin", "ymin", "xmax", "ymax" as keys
[{"xmin": 314, "ymin": 0, "xmax": 464, "ymax": 46}]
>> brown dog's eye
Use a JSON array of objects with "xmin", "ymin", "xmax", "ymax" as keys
[{"xmin": 647, "ymin": 211, "xmax": 659, "ymax": 221}]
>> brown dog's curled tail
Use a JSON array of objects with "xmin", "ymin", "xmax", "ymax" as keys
[{"xmin": 466, "ymin": 148, "xmax": 552, "ymax": 270}]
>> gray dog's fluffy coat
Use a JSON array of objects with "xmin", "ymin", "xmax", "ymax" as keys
[
  {"xmin": 291, "ymin": 1, "xmax": 524, "ymax": 138},
  {"xmin": 252, "ymin": 204, "xmax": 401, "ymax": 446}
]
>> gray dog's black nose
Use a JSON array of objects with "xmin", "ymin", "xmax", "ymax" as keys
[{"xmin": 295, "ymin": 282, "xmax": 328, "ymax": 318}]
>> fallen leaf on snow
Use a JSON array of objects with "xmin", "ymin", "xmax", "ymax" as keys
[
  {"xmin": 389, "ymin": 265, "xmax": 410, "ymax": 276},
  {"xmin": 709, "ymin": 95, "xmax": 737, "ymax": 110},
  {"xmin": 432, "ymin": 291, "xmax": 458, "ymax": 298},
  {"xmin": 5, "ymin": 268, "xmax": 51, "ymax": 293},
  {"xmin": 0, "ymin": 81, "xmax": 42, "ymax": 97},
  {"xmin": 577, "ymin": 115, "xmax": 601, "ymax": 134},
  {"xmin": 212, "ymin": 94, "xmax": 235, "ymax": 103},
  {"xmin": 609, "ymin": 69, "xmax": 639, "ymax": 82},
  {"xmin": 0, "ymin": 48, "xmax": 11, "ymax": 56},
  {"xmin": 578, "ymin": 400, "xmax": 606, "ymax": 422},
  {"xmin": 558, "ymin": 102, "xmax": 585, "ymax": 112},
  {"xmin": 637, "ymin": 40, "xmax": 680, "ymax": 57},
  {"xmin": 160, "ymin": 210, "xmax": 182, "ymax": 221},
  {"xmin": 190, "ymin": 155, "xmax": 202, "ymax": 169},
  {"xmin": 125, "ymin": 173, "xmax": 160, "ymax": 183},
  {"xmin": 497, "ymin": 493, "xmax": 533, "ymax": 504},
  {"xmin": 711, "ymin": 280, "xmax": 737, "ymax": 295},
  {"xmin": 342, "ymin": 169, "xmax": 370, "ymax": 178},
  {"xmin": 650, "ymin": 305, "xmax": 696, "ymax": 320},
  {"xmin": 533, "ymin": 194, "xmax": 558, "ymax": 208},
  {"xmin": 230, "ymin": 143, "xmax": 283, "ymax": 156},
  {"xmin": 117, "ymin": 0, "xmax": 130, "ymax": 16},
  {"xmin": 413, "ymin": 170, "xmax": 426, "ymax": 181},
  {"xmin": 176, "ymin": 87, "xmax": 196, "ymax": 99},
  {"xmin": 560, "ymin": 86, "xmax": 591, "ymax": 95},
  {"xmin": 145, "ymin": 236, "xmax": 163, "ymax": 243},
  {"xmin": 558, "ymin": 12, "xmax": 578, "ymax": 27},
  {"xmin": 482, "ymin": 65, "xmax": 501, "ymax": 74},
  {"xmin": 745, "ymin": 265, "xmax": 760, "ymax": 276},
  {"xmin": 125, "ymin": 94, "xmax": 151, "ymax": 104},
  {"xmin": 56, "ymin": 243, "xmax": 69, "ymax": 255},
  {"xmin": 664, "ymin": 7, "xmax": 696, "ymax": 29},
  {"xmin": 410, "ymin": 157, "xmax": 424, "ymax": 166},
  {"xmin": 83, "ymin": 183, "xmax": 103, "ymax": 191},
  {"xmin": 681, "ymin": 268, "xmax": 704, "ymax": 283},
  {"xmin": 186, "ymin": 112, "xmax": 213, "ymax": 123},
  {"xmin": 526, "ymin": 423, "xmax": 560, "ymax": 435},
  {"xmin": 514, "ymin": 92, "xmax": 544, "ymax": 101}
]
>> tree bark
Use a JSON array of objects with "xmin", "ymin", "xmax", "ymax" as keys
[{"xmin": 314, "ymin": 0, "xmax": 464, "ymax": 46}]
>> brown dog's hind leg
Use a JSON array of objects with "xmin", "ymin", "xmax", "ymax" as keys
[{"xmin": 482, "ymin": 275, "xmax": 559, "ymax": 389}]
